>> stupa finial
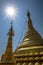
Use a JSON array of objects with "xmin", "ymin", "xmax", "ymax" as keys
[
  {"xmin": 7, "ymin": 20, "xmax": 14, "ymax": 36},
  {"xmin": 11, "ymin": 20, "xmax": 13, "ymax": 24},
  {"xmin": 27, "ymin": 11, "xmax": 33, "ymax": 29},
  {"xmin": 27, "ymin": 11, "xmax": 30, "ymax": 19}
]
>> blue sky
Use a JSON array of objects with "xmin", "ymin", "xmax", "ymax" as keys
[{"xmin": 0, "ymin": 0, "xmax": 43, "ymax": 59}]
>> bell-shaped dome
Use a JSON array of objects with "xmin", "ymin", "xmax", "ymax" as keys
[{"xmin": 14, "ymin": 11, "xmax": 43, "ymax": 54}]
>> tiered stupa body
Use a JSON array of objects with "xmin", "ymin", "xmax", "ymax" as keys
[{"xmin": 14, "ymin": 12, "xmax": 43, "ymax": 65}]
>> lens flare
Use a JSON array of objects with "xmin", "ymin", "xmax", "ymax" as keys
[{"xmin": 5, "ymin": 6, "xmax": 17, "ymax": 18}]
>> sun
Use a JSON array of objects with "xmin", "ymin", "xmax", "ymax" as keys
[{"xmin": 5, "ymin": 6, "xmax": 17, "ymax": 18}]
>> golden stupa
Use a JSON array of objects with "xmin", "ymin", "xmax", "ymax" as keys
[
  {"xmin": 14, "ymin": 11, "xmax": 43, "ymax": 65},
  {"xmin": 0, "ymin": 11, "xmax": 43, "ymax": 65},
  {"xmin": 1, "ymin": 22, "xmax": 16, "ymax": 65}
]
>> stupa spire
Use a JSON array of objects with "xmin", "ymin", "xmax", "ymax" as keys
[
  {"xmin": 27, "ymin": 11, "xmax": 33, "ymax": 29},
  {"xmin": 5, "ymin": 21, "xmax": 14, "ymax": 61},
  {"xmin": 1, "ymin": 21, "xmax": 14, "ymax": 62}
]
